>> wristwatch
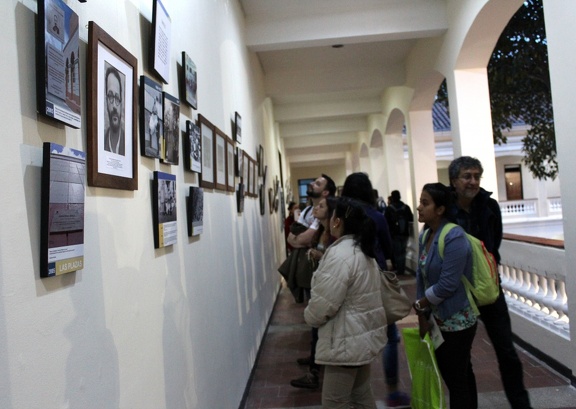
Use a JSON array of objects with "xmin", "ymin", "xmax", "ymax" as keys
[{"xmin": 414, "ymin": 299, "xmax": 426, "ymax": 311}]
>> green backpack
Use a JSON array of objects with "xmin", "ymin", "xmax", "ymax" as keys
[{"xmin": 422, "ymin": 223, "xmax": 499, "ymax": 315}]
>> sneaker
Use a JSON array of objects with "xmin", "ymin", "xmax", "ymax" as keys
[
  {"xmin": 386, "ymin": 391, "xmax": 411, "ymax": 408},
  {"xmin": 296, "ymin": 356, "xmax": 312, "ymax": 366},
  {"xmin": 290, "ymin": 371, "xmax": 319, "ymax": 389}
]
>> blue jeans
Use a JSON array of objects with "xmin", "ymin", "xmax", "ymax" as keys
[
  {"xmin": 479, "ymin": 289, "xmax": 532, "ymax": 409},
  {"xmin": 382, "ymin": 323, "xmax": 399, "ymax": 385}
]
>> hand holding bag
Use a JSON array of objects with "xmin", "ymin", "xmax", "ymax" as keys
[
  {"xmin": 402, "ymin": 327, "xmax": 447, "ymax": 409},
  {"xmin": 380, "ymin": 270, "xmax": 412, "ymax": 324}
]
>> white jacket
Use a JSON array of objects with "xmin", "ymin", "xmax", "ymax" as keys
[{"xmin": 304, "ymin": 235, "xmax": 387, "ymax": 366}]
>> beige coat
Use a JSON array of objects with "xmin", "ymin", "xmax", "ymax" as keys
[{"xmin": 304, "ymin": 235, "xmax": 387, "ymax": 366}]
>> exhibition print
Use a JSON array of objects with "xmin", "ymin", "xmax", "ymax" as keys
[
  {"xmin": 153, "ymin": 171, "xmax": 177, "ymax": 248},
  {"xmin": 162, "ymin": 92, "xmax": 180, "ymax": 165},
  {"xmin": 36, "ymin": 0, "xmax": 81, "ymax": 128},
  {"xmin": 140, "ymin": 76, "xmax": 163, "ymax": 159},
  {"xmin": 182, "ymin": 52, "xmax": 197, "ymax": 109},
  {"xmin": 187, "ymin": 186, "xmax": 203, "ymax": 236},
  {"xmin": 186, "ymin": 120, "xmax": 201, "ymax": 172},
  {"xmin": 40, "ymin": 142, "xmax": 85, "ymax": 277}
]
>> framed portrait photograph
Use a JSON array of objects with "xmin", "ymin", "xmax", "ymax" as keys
[
  {"xmin": 235, "ymin": 147, "xmax": 243, "ymax": 177},
  {"xmin": 236, "ymin": 181, "xmax": 244, "ymax": 213},
  {"xmin": 242, "ymin": 151, "xmax": 250, "ymax": 196},
  {"xmin": 162, "ymin": 92, "xmax": 180, "ymax": 165},
  {"xmin": 186, "ymin": 120, "xmax": 201, "ymax": 172},
  {"xmin": 198, "ymin": 114, "xmax": 215, "ymax": 189},
  {"xmin": 139, "ymin": 75, "xmax": 163, "ymax": 159},
  {"xmin": 234, "ymin": 111, "xmax": 242, "ymax": 143},
  {"xmin": 152, "ymin": 171, "xmax": 177, "ymax": 248},
  {"xmin": 182, "ymin": 52, "xmax": 197, "ymax": 109},
  {"xmin": 87, "ymin": 22, "xmax": 138, "ymax": 190},
  {"xmin": 187, "ymin": 186, "xmax": 203, "ymax": 236},
  {"xmin": 36, "ymin": 0, "xmax": 81, "ymax": 128},
  {"xmin": 40, "ymin": 142, "xmax": 85, "ymax": 277},
  {"xmin": 226, "ymin": 136, "xmax": 235, "ymax": 192},
  {"xmin": 150, "ymin": 0, "xmax": 171, "ymax": 84},
  {"xmin": 214, "ymin": 127, "xmax": 227, "ymax": 191}
]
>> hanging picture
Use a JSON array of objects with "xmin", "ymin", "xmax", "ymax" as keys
[
  {"xmin": 187, "ymin": 186, "xmax": 203, "ymax": 236},
  {"xmin": 36, "ymin": 0, "xmax": 81, "ymax": 128},
  {"xmin": 234, "ymin": 111, "xmax": 242, "ymax": 143},
  {"xmin": 153, "ymin": 171, "xmax": 177, "ymax": 248},
  {"xmin": 87, "ymin": 22, "xmax": 138, "ymax": 190},
  {"xmin": 40, "ymin": 142, "xmax": 85, "ymax": 277},
  {"xmin": 226, "ymin": 136, "xmax": 235, "ymax": 192},
  {"xmin": 259, "ymin": 184, "xmax": 265, "ymax": 215},
  {"xmin": 235, "ymin": 147, "xmax": 243, "ymax": 177},
  {"xmin": 139, "ymin": 75, "xmax": 163, "ymax": 159},
  {"xmin": 162, "ymin": 92, "xmax": 180, "ymax": 165},
  {"xmin": 237, "ymin": 181, "xmax": 245, "ymax": 213},
  {"xmin": 198, "ymin": 114, "xmax": 215, "ymax": 189},
  {"xmin": 186, "ymin": 120, "xmax": 201, "ymax": 172},
  {"xmin": 150, "ymin": 0, "xmax": 171, "ymax": 83},
  {"xmin": 214, "ymin": 127, "xmax": 227, "ymax": 191},
  {"xmin": 182, "ymin": 52, "xmax": 197, "ymax": 109}
]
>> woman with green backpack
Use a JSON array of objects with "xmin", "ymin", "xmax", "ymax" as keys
[{"xmin": 413, "ymin": 182, "xmax": 478, "ymax": 409}]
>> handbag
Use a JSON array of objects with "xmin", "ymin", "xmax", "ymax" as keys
[
  {"xmin": 380, "ymin": 270, "xmax": 412, "ymax": 324},
  {"xmin": 402, "ymin": 328, "xmax": 447, "ymax": 409}
]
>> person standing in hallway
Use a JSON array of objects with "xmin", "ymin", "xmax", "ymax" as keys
[
  {"xmin": 304, "ymin": 197, "xmax": 387, "ymax": 408},
  {"xmin": 385, "ymin": 190, "xmax": 413, "ymax": 275},
  {"xmin": 340, "ymin": 173, "xmax": 410, "ymax": 408},
  {"xmin": 448, "ymin": 156, "xmax": 533, "ymax": 409}
]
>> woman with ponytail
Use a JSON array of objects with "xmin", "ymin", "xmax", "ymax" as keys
[{"xmin": 304, "ymin": 196, "xmax": 387, "ymax": 408}]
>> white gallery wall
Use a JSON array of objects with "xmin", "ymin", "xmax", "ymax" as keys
[{"xmin": 0, "ymin": 1, "xmax": 284, "ymax": 408}]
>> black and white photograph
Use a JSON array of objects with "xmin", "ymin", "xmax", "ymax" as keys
[
  {"xmin": 187, "ymin": 186, "xmax": 203, "ymax": 236},
  {"xmin": 150, "ymin": 0, "xmax": 171, "ymax": 83},
  {"xmin": 162, "ymin": 92, "xmax": 180, "ymax": 165},
  {"xmin": 186, "ymin": 120, "xmax": 201, "ymax": 172},
  {"xmin": 198, "ymin": 114, "xmax": 215, "ymax": 189},
  {"xmin": 36, "ymin": 0, "xmax": 81, "ymax": 128},
  {"xmin": 226, "ymin": 136, "xmax": 235, "ymax": 192},
  {"xmin": 237, "ymin": 181, "xmax": 244, "ymax": 213},
  {"xmin": 87, "ymin": 22, "xmax": 138, "ymax": 190},
  {"xmin": 153, "ymin": 171, "xmax": 177, "ymax": 248},
  {"xmin": 140, "ymin": 76, "xmax": 163, "ymax": 159},
  {"xmin": 214, "ymin": 127, "xmax": 227, "ymax": 191},
  {"xmin": 182, "ymin": 52, "xmax": 197, "ymax": 109},
  {"xmin": 234, "ymin": 111, "xmax": 242, "ymax": 143}
]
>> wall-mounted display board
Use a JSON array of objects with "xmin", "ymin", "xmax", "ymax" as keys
[
  {"xmin": 162, "ymin": 92, "xmax": 180, "ymax": 165},
  {"xmin": 150, "ymin": 0, "xmax": 172, "ymax": 83},
  {"xmin": 187, "ymin": 186, "xmax": 203, "ymax": 236},
  {"xmin": 153, "ymin": 171, "xmax": 177, "ymax": 248},
  {"xmin": 198, "ymin": 114, "xmax": 215, "ymax": 189},
  {"xmin": 214, "ymin": 127, "xmax": 227, "ymax": 191},
  {"xmin": 139, "ymin": 76, "xmax": 163, "ymax": 159},
  {"xmin": 186, "ymin": 120, "xmax": 201, "ymax": 173},
  {"xmin": 40, "ymin": 142, "xmax": 85, "ymax": 277},
  {"xmin": 87, "ymin": 21, "xmax": 138, "ymax": 190},
  {"xmin": 36, "ymin": 0, "xmax": 81, "ymax": 128},
  {"xmin": 234, "ymin": 111, "xmax": 242, "ymax": 143},
  {"xmin": 226, "ymin": 136, "xmax": 235, "ymax": 192},
  {"xmin": 182, "ymin": 52, "xmax": 197, "ymax": 109}
]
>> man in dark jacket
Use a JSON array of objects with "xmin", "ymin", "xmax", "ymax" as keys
[
  {"xmin": 385, "ymin": 190, "xmax": 413, "ymax": 275},
  {"xmin": 448, "ymin": 156, "xmax": 532, "ymax": 409}
]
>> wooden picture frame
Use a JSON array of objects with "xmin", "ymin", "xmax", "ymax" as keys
[
  {"xmin": 182, "ymin": 52, "xmax": 197, "ymax": 109},
  {"xmin": 235, "ymin": 147, "xmax": 243, "ymax": 177},
  {"xmin": 87, "ymin": 21, "xmax": 138, "ymax": 190},
  {"xmin": 234, "ymin": 111, "xmax": 242, "ymax": 143},
  {"xmin": 226, "ymin": 136, "xmax": 235, "ymax": 192},
  {"xmin": 251, "ymin": 158, "xmax": 257, "ymax": 197},
  {"xmin": 198, "ymin": 114, "xmax": 215, "ymax": 189},
  {"xmin": 36, "ymin": 0, "xmax": 81, "ymax": 128},
  {"xmin": 214, "ymin": 127, "xmax": 227, "ymax": 191},
  {"xmin": 150, "ymin": 0, "xmax": 171, "ymax": 83},
  {"xmin": 161, "ymin": 92, "xmax": 180, "ymax": 165},
  {"xmin": 242, "ymin": 151, "xmax": 250, "ymax": 196},
  {"xmin": 139, "ymin": 76, "xmax": 163, "ymax": 159}
]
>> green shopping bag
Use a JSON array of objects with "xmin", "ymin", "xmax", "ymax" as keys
[{"xmin": 402, "ymin": 327, "xmax": 447, "ymax": 409}]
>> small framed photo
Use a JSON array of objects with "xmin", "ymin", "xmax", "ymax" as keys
[
  {"xmin": 251, "ymin": 158, "xmax": 257, "ymax": 196},
  {"xmin": 161, "ymin": 92, "xmax": 180, "ymax": 165},
  {"xmin": 198, "ymin": 114, "xmax": 215, "ymax": 189},
  {"xmin": 182, "ymin": 52, "xmax": 197, "ymax": 109},
  {"xmin": 150, "ymin": 0, "xmax": 171, "ymax": 83},
  {"xmin": 226, "ymin": 136, "xmax": 235, "ymax": 192},
  {"xmin": 40, "ymin": 142, "xmax": 85, "ymax": 277},
  {"xmin": 257, "ymin": 144, "xmax": 264, "ymax": 176},
  {"xmin": 87, "ymin": 22, "xmax": 138, "ymax": 190},
  {"xmin": 186, "ymin": 120, "xmax": 201, "ymax": 172},
  {"xmin": 139, "ymin": 76, "xmax": 163, "ymax": 159},
  {"xmin": 242, "ymin": 151, "xmax": 250, "ymax": 196},
  {"xmin": 236, "ymin": 181, "xmax": 245, "ymax": 213},
  {"xmin": 235, "ymin": 147, "xmax": 243, "ymax": 177},
  {"xmin": 152, "ymin": 171, "xmax": 177, "ymax": 248},
  {"xmin": 214, "ymin": 127, "xmax": 227, "ymax": 191},
  {"xmin": 36, "ymin": 0, "xmax": 81, "ymax": 128},
  {"xmin": 259, "ymin": 184, "xmax": 265, "ymax": 215},
  {"xmin": 187, "ymin": 186, "xmax": 203, "ymax": 236},
  {"xmin": 234, "ymin": 111, "xmax": 242, "ymax": 143}
]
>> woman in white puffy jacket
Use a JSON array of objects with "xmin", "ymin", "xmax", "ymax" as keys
[{"xmin": 304, "ymin": 197, "xmax": 387, "ymax": 409}]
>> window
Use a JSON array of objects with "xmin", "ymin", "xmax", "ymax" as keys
[
  {"xmin": 298, "ymin": 178, "xmax": 314, "ymax": 204},
  {"xmin": 504, "ymin": 165, "xmax": 523, "ymax": 200}
]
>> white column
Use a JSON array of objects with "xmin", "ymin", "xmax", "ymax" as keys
[
  {"xmin": 543, "ymin": 0, "xmax": 576, "ymax": 375},
  {"xmin": 445, "ymin": 68, "xmax": 498, "ymax": 198}
]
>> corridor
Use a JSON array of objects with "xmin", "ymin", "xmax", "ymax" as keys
[{"xmin": 243, "ymin": 276, "xmax": 576, "ymax": 409}]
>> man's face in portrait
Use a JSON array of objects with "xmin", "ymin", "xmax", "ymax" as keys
[{"xmin": 106, "ymin": 72, "xmax": 122, "ymax": 132}]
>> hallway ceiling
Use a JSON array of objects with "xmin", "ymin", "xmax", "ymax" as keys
[{"xmin": 240, "ymin": 0, "xmax": 448, "ymax": 171}]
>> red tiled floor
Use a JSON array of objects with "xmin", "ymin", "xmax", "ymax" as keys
[{"xmin": 243, "ymin": 277, "xmax": 574, "ymax": 408}]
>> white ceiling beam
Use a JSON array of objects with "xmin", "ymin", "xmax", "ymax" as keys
[
  {"xmin": 280, "ymin": 118, "xmax": 367, "ymax": 137},
  {"xmin": 274, "ymin": 98, "xmax": 382, "ymax": 122},
  {"xmin": 283, "ymin": 134, "xmax": 357, "ymax": 149}
]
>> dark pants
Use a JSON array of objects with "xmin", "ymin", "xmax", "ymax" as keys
[
  {"xmin": 435, "ymin": 323, "xmax": 478, "ymax": 409},
  {"xmin": 391, "ymin": 236, "xmax": 408, "ymax": 274},
  {"xmin": 310, "ymin": 327, "xmax": 320, "ymax": 372},
  {"xmin": 479, "ymin": 289, "xmax": 532, "ymax": 409}
]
